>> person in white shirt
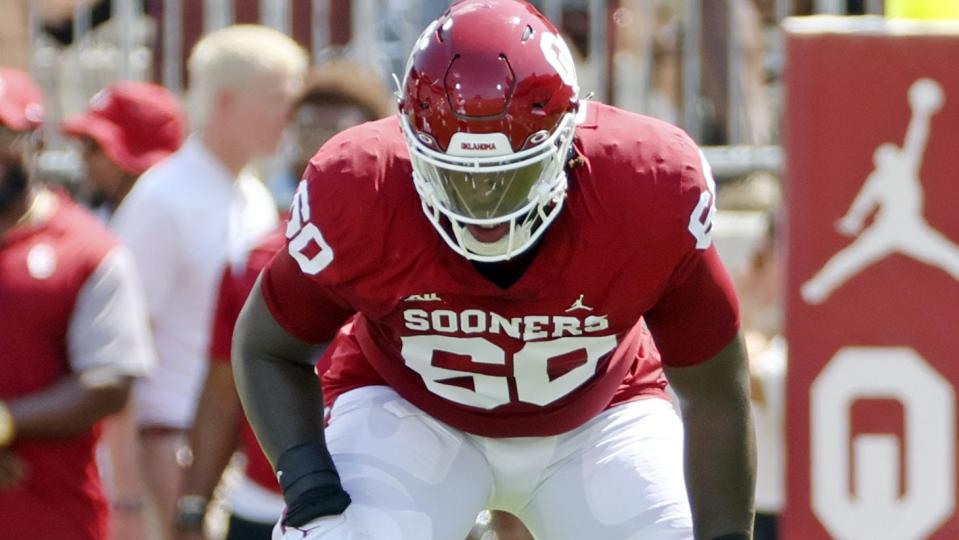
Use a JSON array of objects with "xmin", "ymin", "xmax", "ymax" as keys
[{"xmin": 109, "ymin": 25, "xmax": 306, "ymax": 539}]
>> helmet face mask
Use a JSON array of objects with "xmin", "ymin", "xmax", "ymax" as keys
[{"xmin": 399, "ymin": 0, "xmax": 579, "ymax": 262}]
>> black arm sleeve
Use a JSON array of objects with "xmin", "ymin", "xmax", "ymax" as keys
[{"xmin": 232, "ymin": 276, "xmax": 350, "ymax": 523}]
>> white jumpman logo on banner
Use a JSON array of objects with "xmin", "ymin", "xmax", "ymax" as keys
[{"xmin": 801, "ymin": 78, "xmax": 959, "ymax": 304}]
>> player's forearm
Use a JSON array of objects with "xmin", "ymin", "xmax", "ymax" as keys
[
  {"xmin": 7, "ymin": 371, "xmax": 132, "ymax": 439},
  {"xmin": 665, "ymin": 335, "xmax": 756, "ymax": 540},
  {"xmin": 233, "ymin": 283, "xmax": 352, "ymax": 526},
  {"xmin": 180, "ymin": 363, "xmax": 243, "ymax": 498},
  {"xmin": 234, "ymin": 350, "xmax": 328, "ymax": 465},
  {"xmin": 680, "ymin": 391, "xmax": 756, "ymax": 540},
  {"xmin": 232, "ymin": 282, "xmax": 330, "ymax": 466}
]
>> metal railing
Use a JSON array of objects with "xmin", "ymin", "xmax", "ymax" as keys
[{"xmin": 24, "ymin": 0, "xmax": 884, "ymax": 180}]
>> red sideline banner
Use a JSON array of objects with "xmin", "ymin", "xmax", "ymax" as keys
[{"xmin": 784, "ymin": 18, "xmax": 959, "ymax": 540}]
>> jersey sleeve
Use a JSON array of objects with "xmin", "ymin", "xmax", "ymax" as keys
[
  {"xmin": 644, "ymin": 138, "xmax": 740, "ymax": 367},
  {"xmin": 260, "ymin": 151, "xmax": 375, "ymax": 343},
  {"xmin": 67, "ymin": 246, "xmax": 156, "ymax": 376}
]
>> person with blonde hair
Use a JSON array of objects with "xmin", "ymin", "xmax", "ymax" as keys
[
  {"xmin": 174, "ymin": 59, "xmax": 390, "ymax": 540},
  {"xmin": 109, "ymin": 24, "xmax": 306, "ymax": 538}
]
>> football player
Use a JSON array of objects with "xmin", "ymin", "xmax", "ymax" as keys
[{"xmin": 234, "ymin": 1, "xmax": 755, "ymax": 539}]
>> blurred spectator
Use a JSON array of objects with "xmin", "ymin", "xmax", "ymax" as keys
[
  {"xmin": 605, "ymin": 0, "xmax": 773, "ymax": 145},
  {"xmin": 62, "ymin": 80, "xmax": 185, "ymax": 216},
  {"xmin": 175, "ymin": 61, "xmax": 389, "ymax": 540},
  {"xmin": 0, "ymin": 66, "xmax": 154, "ymax": 540},
  {"xmin": 699, "ymin": 0, "xmax": 773, "ymax": 145},
  {"xmin": 287, "ymin": 62, "xmax": 391, "ymax": 179},
  {"xmin": 736, "ymin": 210, "xmax": 786, "ymax": 540},
  {"xmin": 61, "ymin": 79, "xmax": 185, "ymax": 540},
  {"xmin": 268, "ymin": 60, "xmax": 392, "ymax": 206},
  {"xmin": 109, "ymin": 25, "xmax": 305, "ymax": 539},
  {"xmin": 176, "ymin": 227, "xmax": 287, "ymax": 540}
]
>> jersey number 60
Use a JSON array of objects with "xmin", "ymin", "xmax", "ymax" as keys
[{"xmin": 400, "ymin": 334, "xmax": 617, "ymax": 409}]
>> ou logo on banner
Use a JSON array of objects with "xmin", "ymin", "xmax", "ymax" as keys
[{"xmin": 811, "ymin": 347, "xmax": 955, "ymax": 540}]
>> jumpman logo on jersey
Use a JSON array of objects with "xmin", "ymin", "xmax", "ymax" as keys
[
  {"xmin": 404, "ymin": 292, "xmax": 442, "ymax": 302},
  {"xmin": 801, "ymin": 78, "xmax": 959, "ymax": 304},
  {"xmin": 565, "ymin": 294, "xmax": 593, "ymax": 313}
]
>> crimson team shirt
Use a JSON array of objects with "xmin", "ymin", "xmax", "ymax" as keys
[
  {"xmin": 263, "ymin": 102, "xmax": 740, "ymax": 437},
  {"xmin": 210, "ymin": 225, "xmax": 286, "ymax": 493},
  {"xmin": 210, "ymin": 224, "xmax": 346, "ymax": 494},
  {"xmin": 0, "ymin": 192, "xmax": 152, "ymax": 539}
]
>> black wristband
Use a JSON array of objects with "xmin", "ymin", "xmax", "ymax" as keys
[
  {"xmin": 709, "ymin": 534, "xmax": 750, "ymax": 540},
  {"xmin": 276, "ymin": 442, "xmax": 351, "ymax": 526},
  {"xmin": 283, "ymin": 484, "xmax": 352, "ymax": 527}
]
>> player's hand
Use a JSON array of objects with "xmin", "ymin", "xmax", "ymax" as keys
[
  {"xmin": 0, "ymin": 448, "xmax": 26, "ymax": 490},
  {"xmin": 836, "ymin": 216, "xmax": 862, "ymax": 237}
]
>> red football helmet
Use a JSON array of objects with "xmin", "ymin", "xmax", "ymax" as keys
[{"xmin": 400, "ymin": 0, "xmax": 579, "ymax": 261}]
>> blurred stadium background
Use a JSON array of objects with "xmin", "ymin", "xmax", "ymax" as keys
[{"xmin": 4, "ymin": 1, "xmax": 959, "ymax": 539}]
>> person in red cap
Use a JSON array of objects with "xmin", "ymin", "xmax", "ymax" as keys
[
  {"xmin": 63, "ymin": 81, "xmax": 185, "ymax": 215},
  {"xmin": 0, "ymin": 67, "xmax": 155, "ymax": 540},
  {"xmin": 61, "ymin": 80, "xmax": 185, "ymax": 540}
]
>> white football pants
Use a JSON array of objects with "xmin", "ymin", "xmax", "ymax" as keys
[{"xmin": 273, "ymin": 385, "xmax": 692, "ymax": 540}]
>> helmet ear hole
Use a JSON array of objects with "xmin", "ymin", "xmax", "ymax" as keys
[{"xmin": 522, "ymin": 25, "xmax": 534, "ymax": 42}]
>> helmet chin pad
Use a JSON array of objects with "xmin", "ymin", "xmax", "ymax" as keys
[{"xmin": 457, "ymin": 223, "xmax": 527, "ymax": 258}]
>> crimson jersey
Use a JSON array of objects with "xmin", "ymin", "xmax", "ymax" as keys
[
  {"xmin": 210, "ymin": 225, "xmax": 286, "ymax": 494},
  {"xmin": 0, "ymin": 194, "xmax": 118, "ymax": 540},
  {"xmin": 262, "ymin": 102, "xmax": 739, "ymax": 437}
]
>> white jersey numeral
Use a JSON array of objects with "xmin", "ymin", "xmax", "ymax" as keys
[
  {"xmin": 687, "ymin": 150, "xmax": 717, "ymax": 249},
  {"xmin": 286, "ymin": 180, "xmax": 334, "ymax": 275},
  {"xmin": 688, "ymin": 191, "xmax": 715, "ymax": 250},
  {"xmin": 400, "ymin": 334, "xmax": 617, "ymax": 409}
]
